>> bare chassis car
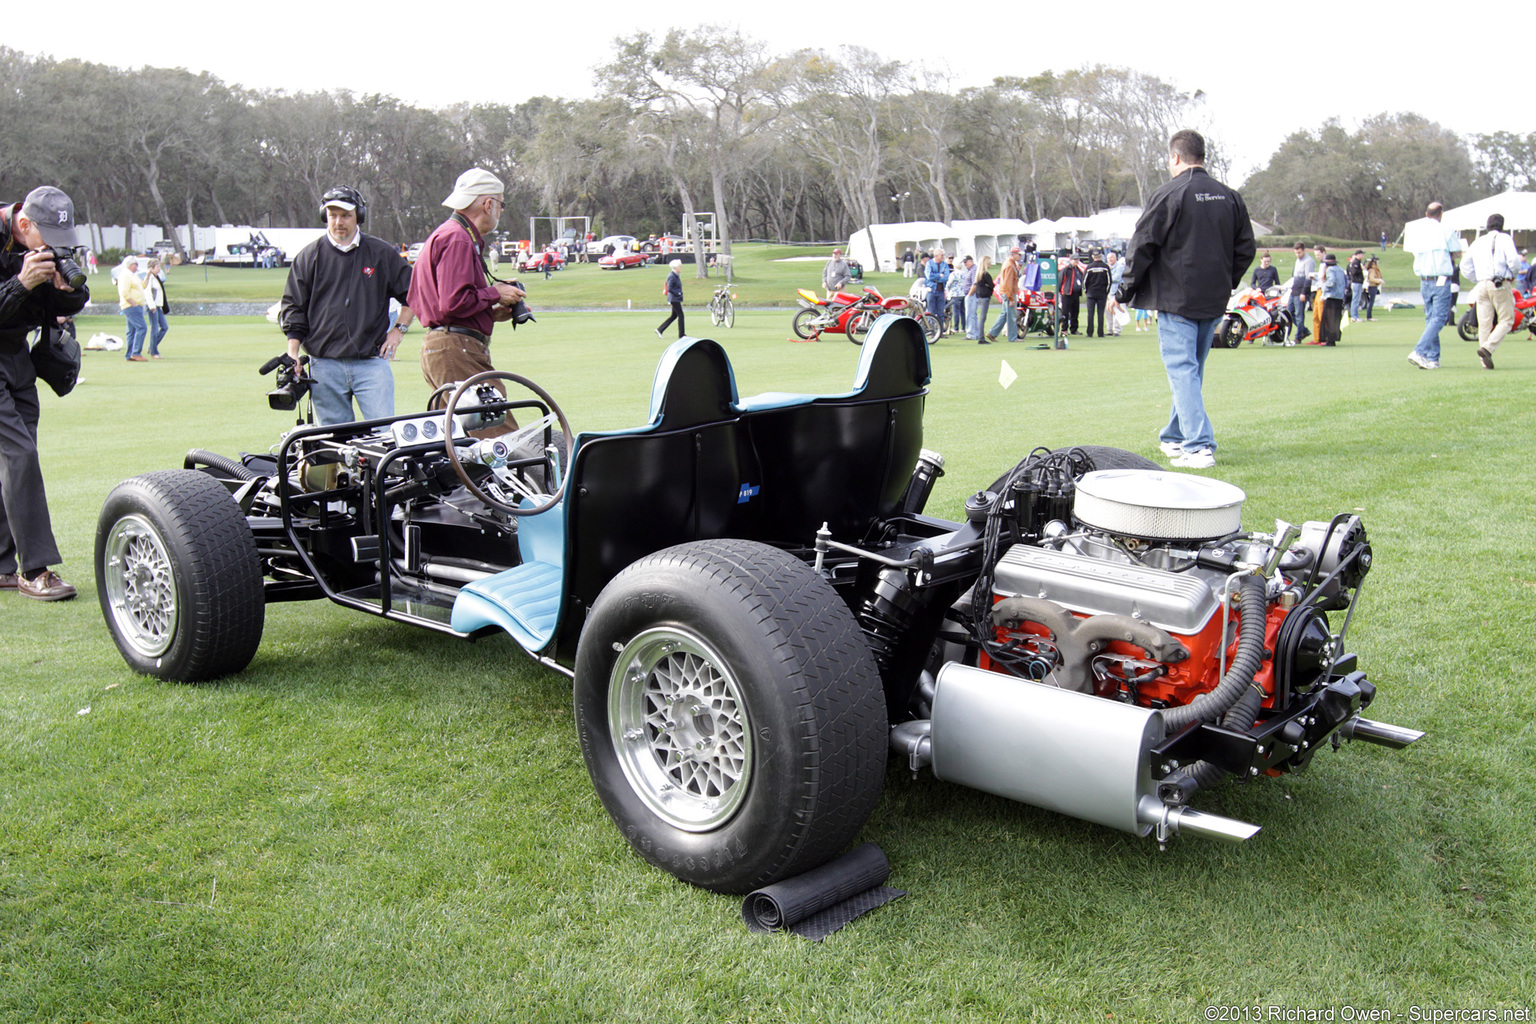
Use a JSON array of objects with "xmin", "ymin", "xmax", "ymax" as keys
[{"xmin": 95, "ymin": 317, "xmax": 1421, "ymax": 893}]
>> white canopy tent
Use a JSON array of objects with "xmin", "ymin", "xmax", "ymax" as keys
[
  {"xmin": 949, "ymin": 219, "xmax": 1030, "ymax": 263},
  {"xmin": 847, "ymin": 221, "xmax": 957, "ymax": 273},
  {"xmin": 1440, "ymin": 191, "xmax": 1536, "ymax": 233}
]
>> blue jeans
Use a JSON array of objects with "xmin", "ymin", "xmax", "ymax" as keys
[
  {"xmin": 146, "ymin": 309, "xmax": 168, "ymax": 355},
  {"xmin": 988, "ymin": 299, "xmax": 1019, "ymax": 341},
  {"xmin": 948, "ymin": 294, "xmax": 965, "ymax": 332},
  {"xmin": 1156, "ymin": 312, "xmax": 1218, "ymax": 453},
  {"xmin": 1415, "ymin": 279, "xmax": 1451, "ymax": 363},
  {"xmin": 926, "ymin": 286, "xmax": 946, "ymax": 325},
  {"xmin": 969, "ymin": 297, "xmax": 990, "ymax": 340},
  {"xmin": 309, "ymin": 356, "xmax": 395, "ymax": 425},
  {"xmin": 1348, "ymin": 282, "xmax": 1362, "ymax": 320},
  {"xmin": 122, "ymin": 307, "xmax": 146, "ymax": 359}
]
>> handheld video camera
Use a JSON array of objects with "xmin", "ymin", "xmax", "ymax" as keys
[{"xmin": 258, "ymin": 353, "xmax": 313, "ymax": 411}]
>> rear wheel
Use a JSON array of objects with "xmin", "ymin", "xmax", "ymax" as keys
[
  {"xmin": 919, "ymin": 313, "xmax": 942, "ymax": 344},
  {"xmin": 1457, "ymin": 309, "xmax": 1479, "ymax": 342},
  {"xmin": 722, "ymin": 297, "xmax": 735, "ymax": 328},
  {"xmin": 96, "ymin": 470, "xmax": 264, "ymax": 681},
  {"xmin": 791, "ymin": 307, "xmax": 820, "ymax": 340},
  {"xmin": 709, "ymin": 300, "xmax": 723, "ymax": 327},
  {"xmin": 574, "ymin": 539, "xmax": 887, "ymax": 893}
]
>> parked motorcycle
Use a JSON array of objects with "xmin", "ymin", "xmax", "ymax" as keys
[
  {"xmin": 1218, "ymin": 285, "xmax": 1292, "ymax": 348},
  {"xmin": 1017, "ymin": 289, "xmax": 1058, "ymax": 336},
  {"xmin": 1457, "ymin": 288, "xmax": 1536, "ymax": 342},
  {"xmin": 792, "ymin": 286, "xmax": 940, "ymax": 344}
]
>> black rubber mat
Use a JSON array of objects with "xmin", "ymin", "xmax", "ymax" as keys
[{"xmin": 741, "ymin": 843, "xmax": 904, "ymax": 941}]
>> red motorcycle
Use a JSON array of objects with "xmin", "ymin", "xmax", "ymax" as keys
[
  {"xmin": 1458, "ymin": 288, "xmax": 1536, "ymax": 341},
  {"xmin": 1217, "ymin": 286, "xmax": 1292, "ymax": 347},
  {"xmin": 1016, "ymin": 289, "xmax": 1058, "ymax": 336},
  {"xmin": 791, "ymin": 286, "xmax": 940, "ymax": 344}
]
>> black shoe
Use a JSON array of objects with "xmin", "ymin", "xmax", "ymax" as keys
[
  {"xmin": 1478, "ymin": 347, "xmax": 1494, "ymax": 369},
  {"xmin": 978, "ymin": 339, "xmax": 991, "ymax": 345}
]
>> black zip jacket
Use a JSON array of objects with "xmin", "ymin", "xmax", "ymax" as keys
[
  {"xmin": 0, "ymin": 204, "xmax": 90, "ymax": 342},
  {"xmin": 280, "ymin": 232, "xmax": 412, "ymax": 360},
  {"xmin": 1117, "ymin": 168, "xmax": 1255, "ymax": 319}
]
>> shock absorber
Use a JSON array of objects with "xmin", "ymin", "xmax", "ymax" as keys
[{"xmin": 857, "ymin": 567, "xmax": 919, "ymax": 672}]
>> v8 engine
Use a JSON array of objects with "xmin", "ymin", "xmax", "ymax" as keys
[{"xmin": 887, "ymin": 447, "xmax": 1421, "ymax": 847}]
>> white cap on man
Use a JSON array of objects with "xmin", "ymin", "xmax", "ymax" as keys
[{"xmin": 442, "ymin": 168, "xmax": 504, "ymax": 209}]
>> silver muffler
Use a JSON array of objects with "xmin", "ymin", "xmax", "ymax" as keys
[
  {"xmin": 1338, "ymin": 716, "xmax": 1425, "ymax": 749},
  {"xmin": 914, "ymin": 663, "xmax": 1259, "ymax": 844}
]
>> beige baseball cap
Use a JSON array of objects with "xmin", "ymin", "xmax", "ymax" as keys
[{"xmin": 442, "ymin": 168, "xmax": 505, "ymax": 209}]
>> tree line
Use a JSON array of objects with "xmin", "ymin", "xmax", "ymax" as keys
[{"xmin": 2, "ymin": 36, "xmax": 1529, "ymax": 259}]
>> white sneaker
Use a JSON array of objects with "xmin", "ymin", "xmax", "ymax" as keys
[
  {"xmin": 1158, "ymin": 441, "xmax": 1183, "ymax": 457},
  {"xmin": 1407, "ymin": 351, "xmax": 1438, "ymax": 370},
  {"xmin": 1171, "ymin": 448, "xmax": 1215, "ymax": 469}
]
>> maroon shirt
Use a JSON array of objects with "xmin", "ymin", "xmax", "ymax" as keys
[{"xmin": 408, "ymin": 215, "xmax": 501, "ymax": 337}]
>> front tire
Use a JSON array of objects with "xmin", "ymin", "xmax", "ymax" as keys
[
  {"xmin": 847, "ymin": 310, "xmax": 875, "ymax": 345},
  {"xmin": 919, "ymin": 313, "xmax": 942, "ymax": 344},
  {"xmin": 96, "ymin": 470, "xmax": 264, "ymax": 681},
  {"xmin": 722, "ymin": 297, "xmax": 735, "ymax": 328},
  {"xmin": 1218, "ymin": 317, "xmax": 1244, "ymax": 348},
  {"xmin": 574, "ymin": 540, "xmax": 887, "ymax": 893},
  {"xmin": 1457, "ymin": 310, "xmax": 1479, "ymax": 342}
]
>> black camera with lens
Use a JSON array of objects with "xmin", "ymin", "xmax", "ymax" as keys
[
  {"xmin": 504, "ymin": 278, "xmax": 536, "ymax": 327},
  {"xmin": 258, "ymin": 353, "xmax": 313, "ymax": 411},
  {"xmin": 42, "ymin": 247, "xmax": 87, "ymax": 290}
]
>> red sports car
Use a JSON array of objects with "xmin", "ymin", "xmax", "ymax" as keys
[
  {"xmin": 518, "ymin": 250, "xmax": 566, "ymax": 273},
  {"xmin": 598, "ymin": 250, "xmax": 652, "ymax": 270}
]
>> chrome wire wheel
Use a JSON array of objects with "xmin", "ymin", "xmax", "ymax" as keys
[
  {"xmin": 102, "ymin": 514, "xmax": 178, "ymax": 658},
  {"xmin": 608, "ymin": 626, "xmax": 752, "ymax": 832}
]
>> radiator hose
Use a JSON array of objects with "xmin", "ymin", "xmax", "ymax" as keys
[
  {"xmin": 1158, "ymin": 572, "xmax": 1268, "ymax": 799},
  {"xmin": 184, "ymin": 449, "xmax": 258, "ymax": 481}
]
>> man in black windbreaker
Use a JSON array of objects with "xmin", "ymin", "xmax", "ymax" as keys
[{"xmin": 1117, "ymin": 130, "xmax": 1254, "ymax": 470}]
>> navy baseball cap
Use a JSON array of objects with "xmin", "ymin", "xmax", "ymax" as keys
[{"xmin": 21, "ymin": 186, "xmax": 81, "ymax": 248}]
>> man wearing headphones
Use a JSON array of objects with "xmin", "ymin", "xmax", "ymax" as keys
[{"xmin": 279, "ymin": 186, "xmax": 414, "ymax": 424}]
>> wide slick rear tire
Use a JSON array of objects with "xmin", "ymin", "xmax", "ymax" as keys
[
  {"xmin": 95, "ymin": 469, "xmax": 264, "ymax": 681},
  {"xmin": 573, "ymin": 539, "xmax": 887, "ymax": 893}
]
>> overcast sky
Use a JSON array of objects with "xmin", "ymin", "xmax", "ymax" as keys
[{"xmin": 42, "ymin": 3, "xmax": 1497, "ymax": 189}]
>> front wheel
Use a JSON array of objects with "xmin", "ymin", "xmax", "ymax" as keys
[
  {"xmin": 1457, "ymin": 310, "xmax": 1480, "ymax": 342},
  {"xmin": 721, "ymin": 296, "xmax": 735, "ymax": 328},
  {"xmin": 574, "ymin": 540, "xmax": 887, "ymax": 893},
  {"xmin": 1217, "ymin": 317, "xmax": 1244, "ymax": 349},
  {"xmin": 919, "ymin": 313, "xmax": 942, "ymax": 344},
  {"xmin": 791, "ymin": 307, "xmax": 820, "ymax": 340},
  {"xmin": 847, "ymin": 310, "xmax": 875, "ymax": 345},
  {"xmin": 96, "ymin": 470, "xmax": 265, "ymax": 681}
]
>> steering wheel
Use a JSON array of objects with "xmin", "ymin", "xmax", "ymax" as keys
[{"xmin": 442, "ymin": 370, "xmax": 575, "ymax": 516}]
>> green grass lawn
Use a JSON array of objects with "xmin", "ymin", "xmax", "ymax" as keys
[
  {"xmin": 3, "ymin": 307, "xmax": 1532, "ymax": 1022},
  {"xmin": 144, "ymin": 240, "xmax": 1424, "ymax": 311}
]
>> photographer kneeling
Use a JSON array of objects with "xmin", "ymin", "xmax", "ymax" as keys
[{"xmin": 0, "ymin": 186, "xmax": 90, "ymax": 601}]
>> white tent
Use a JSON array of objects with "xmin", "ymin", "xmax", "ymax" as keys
[
  {"xmin": 1440, "ymin": 191, "xmax": 1536, "ymax": 233},
  {"xmin": 847, "ymin": 221, "xmax": 957, "ymax": 273},
  {"xmin": 949, "ymin": 219, "xmax": 1030, "ymax": 264}
]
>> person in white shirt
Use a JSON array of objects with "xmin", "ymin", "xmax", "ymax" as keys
[
  {"xmin": 1402, "ymin": 201, "xmax": 1463, "ymax": 370},
  {"xmin": 1462, "ymin": 213, "xmax": 1522, "ymax": 369}
]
